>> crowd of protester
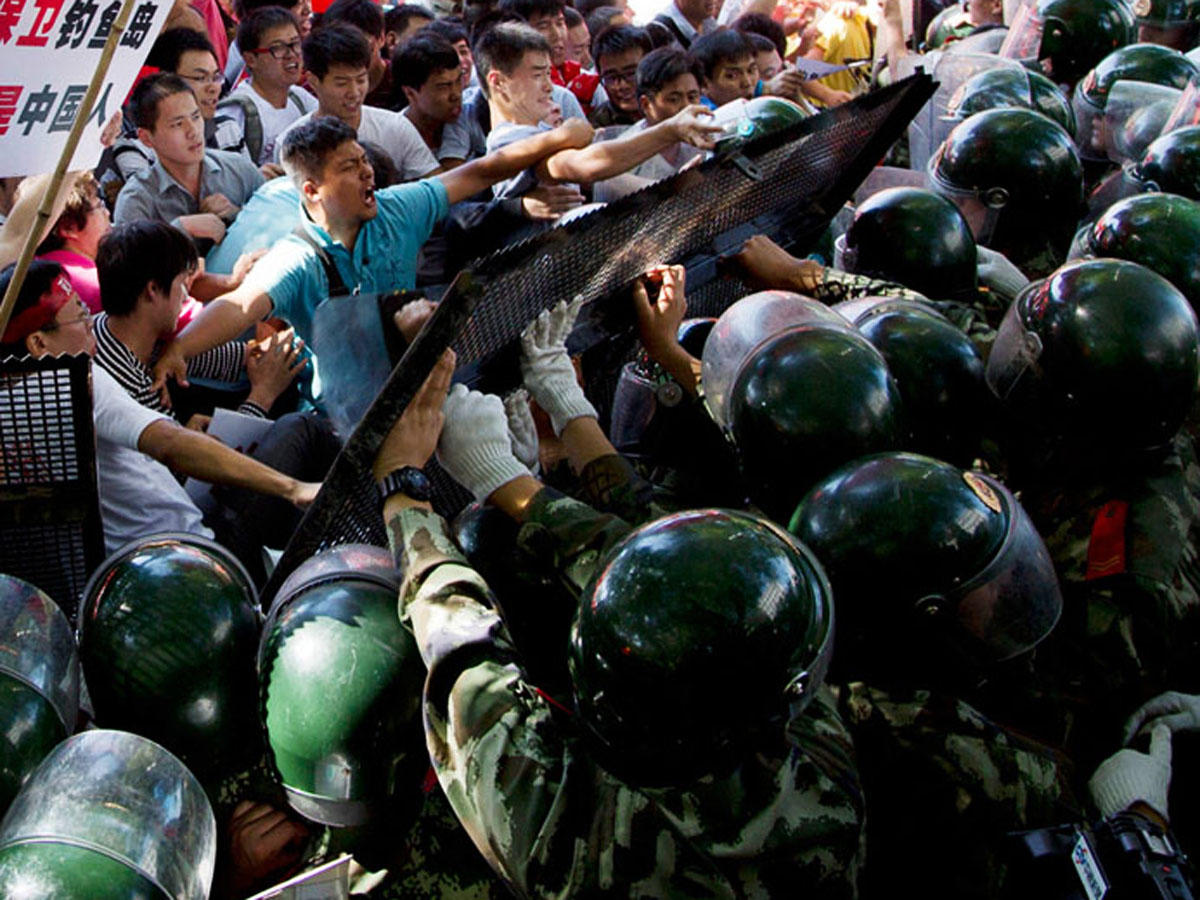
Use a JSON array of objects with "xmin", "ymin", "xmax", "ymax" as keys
[{"xmin": 3, "ymin": 0, "xmax": 1200, "ymax": 893}]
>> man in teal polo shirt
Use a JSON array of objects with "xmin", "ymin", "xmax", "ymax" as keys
[{"xmin": 154, "ymin": 114, "xmax": 593, "ymax": 409}]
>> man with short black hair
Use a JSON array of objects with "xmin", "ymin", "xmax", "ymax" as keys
[
  {"xmin": 0, "ymin": 259, "xmax": 320, "ymax": 562},
  {"xmin": 154, "ymin": 112, "xmax": 598, "ymax": 410},
  {"xmin": 422, "ymin": 18, "xmax": 477, "ymax": 91},
  {"xmin": 220, "ymin": 7, "xmax": 318, "ymax": 166},
  {"xmin": 384, "ymin": 3, "xmax": 434, "ymax": 54},
  {"xmin": 150, "ymin": 27, "xmax": 247, "ymax": 155},
  {"xmin": 394, "ymin": 34, "xmax": 477, "ymax": 166},
  {"xmin": 690, "ymin": 29, "xmax": 759, "ymax": 107},
  {"xmin": 498, "ymin": 0, "xmax": 602, "ymax": 110},
  {"xmin": 114, "ymin": 74, "xmax": 265, "ymax": 249},
  {"xmin": 276, "ymin": 24, "xmax": 439, "ymax": 179},
  {"xmin": 476, "ymin": 22, "xmax": 718, "ymax": 203},
  {"xmin": 589, "ymin": 24, "xmax": 652, "ymax": 126},
  {"xmin": 321, "ymin": 0, "xmax": 389, "ymax": 98}
]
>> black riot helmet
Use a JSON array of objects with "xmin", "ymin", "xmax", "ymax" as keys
[
  {"xmin": 727, "ymin": 323, "xmax": 906, "ymax": 522},
  {"xmin": 946, "ymin": 66, "xmax": 1077, "ymax": 136},
  {"xmin": 1003, "ymin": 0, "xmax": 1136, "ymax": 87},
  {"xmin": 790, "ymin": 452, "xmax": 1062, "ymax": 679},
  {"xmin": 987, "ymin": 258, "xmax": 1200, "ymax": 453},
  {"xmin": 259, "ymin": 544, "xmax": 425, "ymax": 828},
  {"xmin": 842, "ymin": 187, "xmax": 980, "ymax": 301},
  {"xmin": 1134, "ymin": 123, "xmax": 1200, "ymax": 199},
  {"xmin": 569, "ymin": 508, "xmax": 834, "ymax": 786},
  {"xmin": 1071, "ymin": 43, "xmax": 1198, "ymax": 160},
  {"xmin": 930, "ymin": 107, "xmax": 1085, "ymax": 276},
  {"xmin": 843, "ymin": 299, "xmax": 989, "ymax": 465},
  {"xmin": 1069, "ymin": 192, "xmax": 1200, "ymax": 309}
]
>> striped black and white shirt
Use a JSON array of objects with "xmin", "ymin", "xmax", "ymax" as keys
[{"xmin": 93, "ymin": 313, "xmax": 267, "ymax": 419}]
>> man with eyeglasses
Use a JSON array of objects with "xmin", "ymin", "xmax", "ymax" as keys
[
  {"xmin": 0, "ymin": 260, "xmax": 321, "ymax": 563},
  {"xmin": 114, "ymin": 74, "xmax": 266, "ymax": 252},
  {"xmin": 219, "ymin": 7, "xmax": 319, "ymax": 169},
  {"xmin": 150, "ymin": 27, "xmax": 248, "ymax": 158},
  {"xmin": 588, "ymin": 24, "xmax": 652, "ymax": 127}
]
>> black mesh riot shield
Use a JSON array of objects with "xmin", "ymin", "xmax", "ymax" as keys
[
  {"xmin": 0, "ymin": 353, "xmax": 104, "ymax": 621},
  {"xmin": 260, "ymin": 73, "xmax": 936, "ymax": 604}
]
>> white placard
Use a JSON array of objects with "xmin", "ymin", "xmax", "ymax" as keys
[
  {"xmin": 0, "ymin": 0, "xmax": 171, "ymax": 176},
  {"xmin": 247, "ymin": 854, "xmax": 352, "ymax": 900}
]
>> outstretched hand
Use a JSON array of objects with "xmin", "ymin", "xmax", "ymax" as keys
[
  {"xmin": 633, "ymin": 265, "xmax": 688, "ymax": 358},
  {"xmin": 373, "ymin": 348, "xmax": 456, "ymax": 480}
]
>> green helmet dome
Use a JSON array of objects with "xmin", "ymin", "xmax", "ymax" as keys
[
  {"xmin": 1073, "ymin": 192, "xmax": 1200, "ymax": 309},
  {"xmin": 569, "ymin": 508, "xmax": 834, "ymax": 785},
  {"xmin": 790, "ymin": 452, "xmax": 1062, "ymax": 668},
  {"xmin": 848, "ymin": 300, "xmax": 989, "ymax": 465},
  {"xmin": 1136, "ymin": 124, "xmax": 1200, "ymax": 199},
  {"xmin": 844, "ymin": 186, "xmax": 979, "ymax": 300},
  {"xmin": 728, "ymin": 323, "xmax": 905, "ymax": 521},
  {"xmin": 78, "ymin": 534, "xmax": 261, "ymax": 783},
  {"xmin": 260, "ymin": 544, "xmax": 425, "ymax": 827},
  {"xmin": 930, "ymin": 107, "xmax": 1084, "ymax": 276},
  {"xmin": 1028, "ymin": 0, "xmax": 1137, "ymax": 86},
  {"xmin": 986, "ymin": 258, "xmax": 1200, "ymax": 451},
  {"xmin": 947, "ymin": 66, "xmax": 1077, "ymax": 136}
]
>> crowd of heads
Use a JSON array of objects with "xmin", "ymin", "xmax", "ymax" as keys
[{"xmin": 2, "ymin": 0, "xmax": 1200, "ymax": 892}]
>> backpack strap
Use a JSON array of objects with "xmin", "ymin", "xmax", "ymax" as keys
[
  {"xmin": 216, "ymin": 93, "xmax": 263, "ymax": 163},
  {"xmin": 650, "ymin": 13, "xmax": 691, "ymax": 48},
  {"xmin": 291, "ymin": 224, "xmax": 353, "ymax": 298}
]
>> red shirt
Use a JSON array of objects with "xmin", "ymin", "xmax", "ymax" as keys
[{"xmin": 552, "ymin": 60, "xmax": 601, "ymax": 115}]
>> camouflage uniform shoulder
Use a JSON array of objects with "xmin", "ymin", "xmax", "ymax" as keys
[{"xmin": 831, "ymin": 681, "xmax": 1080, "ymax": 899}]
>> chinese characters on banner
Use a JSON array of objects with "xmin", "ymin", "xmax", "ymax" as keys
[{"xmin": 0, "ymin": 0, "xmax": 170, "ymax": 176}]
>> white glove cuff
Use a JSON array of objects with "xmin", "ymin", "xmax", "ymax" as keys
[
  {"xmin": 448, "ymin": 443, "xmax": 530, "ymax": 502},
  {"xmin": 1089, "ymin": 757, "xmax": 1170, "ymax": 820}
]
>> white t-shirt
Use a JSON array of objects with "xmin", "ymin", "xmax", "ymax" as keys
[
  {"xmin": 92, "ymin": 365, "xmax": 212, "ymax": 553},
  {"xmin": 277, "ymin": 105, "xmax": 439, "ymax": 180},
  {"xmin": 222, "ymin": 81, "xmax": 320, "ymax": 164}
]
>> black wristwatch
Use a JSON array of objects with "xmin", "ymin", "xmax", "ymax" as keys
[{"xmin": 377, "ymin": 465, "xmax": 432, "ymax": 503}]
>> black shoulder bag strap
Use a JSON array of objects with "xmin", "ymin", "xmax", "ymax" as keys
[{"xmin": 291, "ymin": 224, "xmax": 354, "ymax": 298}]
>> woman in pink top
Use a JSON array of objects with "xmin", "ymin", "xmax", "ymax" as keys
[{"xmin": 37, "ymin": 173, "xmax": 109, "ymax": 314}]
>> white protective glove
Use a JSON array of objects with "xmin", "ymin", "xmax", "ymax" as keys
[
  {"xmin": 1122, "ymin": 691, "xmax": 1200, "ymax": 744},
  {"xmin": 1088, "ymin": 722, "xmax": 1173, "ymax": 821},
  {"xmin": 519, "ymin": 296, "xmax": 597, "ymax": 436},
  {"xmin": 503, "ymin": 388, "xmax": 540, "ymax": 473},
  {"xmin": 437, "ymin": 384, "xmax": 531, "ymax": 502},
  {"xmin": 975, "ymin": 245, "xmax": 1030, "ymax": 302}
]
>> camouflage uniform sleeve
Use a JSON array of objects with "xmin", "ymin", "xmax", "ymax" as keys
[
  {"xmin": 812, "ymin": 268, "xmax": 928, "ymax": 304},
  {"xmin": 516, "ymin": 485, "xmax": 635, "ymax": 594},
  {"xmin": 384, "ymin": 509, "xmax": 866, "ymax": 899}
]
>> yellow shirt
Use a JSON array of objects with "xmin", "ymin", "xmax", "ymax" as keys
[{"xmin": 815, "ymin": 9, "xmax": 873, "ymax": 97}]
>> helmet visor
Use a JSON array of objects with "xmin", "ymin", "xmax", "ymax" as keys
[
  {"xmin": 1103, "ymin": 81, "xmax": 1181, "ymax": 164},
  {"xmin": 0, "ymin": 730, "xmax": 217, "ymax": 900},
  {"xmin": 950, "ymin": 480, "xmax": 1063, "ymax": 661},
  {"xmin": 998, "ymin": 2, "xmax": 1045, "ymax": 63},
  {"xmin": 985, "ymin": 287, "xmax": 1045, "ymax": 402},
  {"xmin": 1162, "ymin": 73, "xmax": 1200, "ymax": 132},
  {"xmin": 0, "ymin": 576, "xmax": 78, "ymax": 733},
  {"xmin": 1070, "ymin": 83, "xmax": 1108, "ymax": 161}
]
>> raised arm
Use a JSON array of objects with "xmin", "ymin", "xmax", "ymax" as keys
[
  {"xmin": 437, "ymin": 119, "xmax": 596, "ymax": 205},
  {"xmin": 542, "ymin": 106, "xmax": 720, "ymax": 184}
]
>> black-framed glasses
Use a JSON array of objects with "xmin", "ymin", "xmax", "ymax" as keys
[
  {"xmin": 249, "ymin": 39, "xmax": 302, "ymax": 60},
  {"xmin": 601, "ymin": 66, "xmax": 638, "ymax": 87}
]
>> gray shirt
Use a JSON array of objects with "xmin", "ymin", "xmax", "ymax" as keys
[{"xmin": 112, "ymin": 148, "xmax": 265, "ymax": 232}]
